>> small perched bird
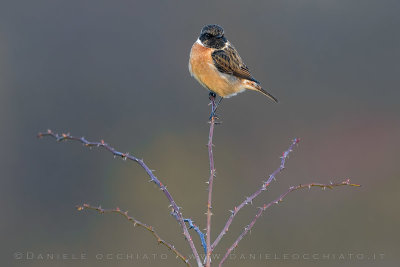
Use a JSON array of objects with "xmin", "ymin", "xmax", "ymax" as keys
[{"xmin": 189, "ymin": 24, "xmax": 278, "ymax": 104}]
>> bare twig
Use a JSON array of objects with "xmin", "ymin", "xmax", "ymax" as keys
[
  {"xmin": 212, "ymin": 138, "xmax": 299, "ymax": 250},
  {"xmin": 206, "ymin": 96, "xmax": 217, "ymax": 267},
  {"xmin": 184, "ymin": 218, "xmax": 207, "ymax": 254},
  {"xmin": 218, "ymin": 179, "xmax": 361, "ymax": 266},
  {"xmin": 77, "ymin": 204, "xmax": 190, "ymax": 266},
  {"xmin": 38, "ymin": 130, "xmax": 203, "ymax": 267}
]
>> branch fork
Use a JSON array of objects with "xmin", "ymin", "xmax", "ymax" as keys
[{"xmin": 38, "ymin": 98, "xmax": 359, "ymax": 267}]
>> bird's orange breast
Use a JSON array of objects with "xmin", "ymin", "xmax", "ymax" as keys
[{"xmin": 189, "ymin": 41, "xmax": 244, "ymax": 98}]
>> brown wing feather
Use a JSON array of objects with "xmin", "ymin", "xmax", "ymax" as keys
[{"xmin": 212, "ymin": 44, "xmax": 259, "ymax": 83}]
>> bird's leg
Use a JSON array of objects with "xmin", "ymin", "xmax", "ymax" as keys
[{"xmin": 208, "ymin": 92, "xmax": 219, "ymax": 120}]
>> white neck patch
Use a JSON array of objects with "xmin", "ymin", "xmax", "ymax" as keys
[{"xmin": 196, "ymin": 38, "xmax": 204, "ymax": 46}]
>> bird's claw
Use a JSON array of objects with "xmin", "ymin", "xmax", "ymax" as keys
[{"xmin": 209, "ymin": 92, "xmax": 217, "ymax": 100}]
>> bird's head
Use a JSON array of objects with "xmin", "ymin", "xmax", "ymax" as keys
[{"xmin": 199, "ymin": 24, "xmax": 227, "ymax": 49}]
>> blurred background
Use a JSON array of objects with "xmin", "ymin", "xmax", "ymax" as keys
[{"xmin": 1, "ymin": 1, "xmax": 399, "ymax": 266}]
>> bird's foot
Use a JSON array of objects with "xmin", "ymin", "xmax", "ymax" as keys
[{"xmin": 209, "ymin": 91, "xmax": 216, "ymax": 100}]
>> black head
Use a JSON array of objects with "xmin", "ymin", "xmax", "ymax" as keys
[{"xmin": 199, "ymin": 24, "xmax": 227, "ymax": 49}]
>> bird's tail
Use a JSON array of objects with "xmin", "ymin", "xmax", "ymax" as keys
[{"xmin": 244, "ymin": 80, "xmax": 279, "ymax": 103}]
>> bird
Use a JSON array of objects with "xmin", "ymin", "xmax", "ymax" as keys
[{"xmin": 189, "ymin": 24, "xmax": 278, "ymax": 107}]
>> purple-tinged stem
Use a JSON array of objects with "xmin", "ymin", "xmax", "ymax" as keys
[
  {"xmin": 38, "ymin": 130, "xmax": 203, "ymax": 267},
  {"xmin": 77, "ymin": 204, "xmax": 190, "ymax": 266},
  {"xmin": 218, "ymin": 179, "xmax": 361, "ymax": 266},
  {"xmin": 206, "ymin": 96, "xmax": 217, "ymax": 267},
  {"xmin": 212, "ymin": 138, "xmax": 299, "ymax": 251}
]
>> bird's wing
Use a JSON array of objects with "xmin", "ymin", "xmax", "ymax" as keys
[{"xmin": 211, "ymin": 44, "xmax": 258, "ymax": 83}]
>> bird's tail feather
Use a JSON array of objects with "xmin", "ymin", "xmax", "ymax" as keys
[{"xmin": 244, "ymin": 80, "xmax": 279, "ymax": 103}]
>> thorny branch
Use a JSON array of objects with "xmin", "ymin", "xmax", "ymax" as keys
[
  {"xmin": 218, "ymin": 179, "xmax": 361, "ymax": 267},
  {"xmin": 38, "ymin": 130, "xmax": 203, "ymax": 267},
  {"xmin": 206, "ymin": 95, "xmax": 217, "ymax": 267},
  {"xmin": 39, "ymin": 102, "xmax": 360, "ymax": 267},
  {"xmin": 77, "ymin": 203, "xmax": 190, "ymax": 266},
  {"xmin": 212, "ymin": 138, "xmax": 300, "ymax": 251}
]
